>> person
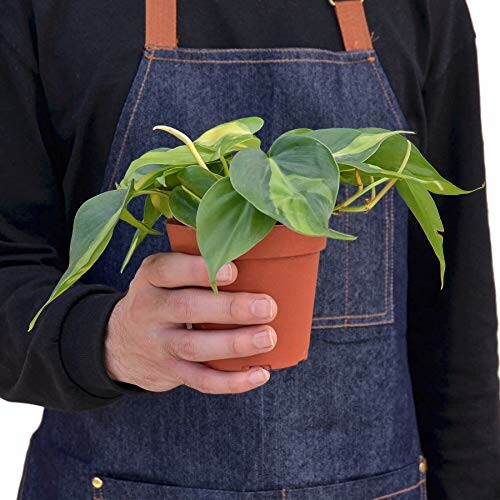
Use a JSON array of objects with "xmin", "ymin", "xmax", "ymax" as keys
[{"xmin": 1, "ymin": 0, "xmax": 499, "ymax": 498}]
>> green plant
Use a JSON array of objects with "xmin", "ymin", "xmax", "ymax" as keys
[{"xmin": 28, "ymin": 117, "xmax": 481, "ymax": 331}]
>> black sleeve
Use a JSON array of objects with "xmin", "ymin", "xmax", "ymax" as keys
[
  {"xmin": 407, "ymin": 36, "xmax": 500, "ymax": 499},
  {"xmin": 0, "ymin": 18, "xmax": 139, "ymax": 412}
]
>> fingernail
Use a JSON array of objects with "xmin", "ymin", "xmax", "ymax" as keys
[
  {"xmin": 253, "ymin": 329, "xmax": 276, "ymax": 350},
  {"xmin": 251, "ymin": 298, "xmax": 275, "ymax": 319},
  {"xmin": 248, "ymin": 368, "xmax": 270, "ymax": 385},
  {"xmin": 216, "ymin": 263, "xmax": 233, "ymax": 283}
]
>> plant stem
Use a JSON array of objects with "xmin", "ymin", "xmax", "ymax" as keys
[
  {"xmin": 153, "ymin": 125, "xmax": 210, "ymax": 171},
  {"xmin": 333, "ymin": 177, "xmax": 387, "ymax": 212},
  {"xmin": 370, "ymin": 176, "xmax": 376, "ymax": 201},
  {"xmin": 220, "ymin": 155, "xmax": 230, "ymax": 176},
  {"xmin": 333, "ymin": 169, "xmax": 364, "ymax": 211},
  {"xmin": 337, "ymin": 139, "xmax": 412, "ymax": 213},
  {"xmin": 181, "ymin": 185, "xmax": 202, "ymax": 202}
]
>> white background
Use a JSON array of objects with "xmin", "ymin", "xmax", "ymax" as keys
[{"xmin": 0, "ymin": 2, "xmax": 499, "ymax": 498}]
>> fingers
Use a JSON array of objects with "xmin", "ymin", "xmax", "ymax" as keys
[
  {"xmin": 174, "ymin": 360, "xmax": 271, "ymax": 394},
  {"xmin": 140, "ymin": 253, "xmax": 238, "ymax": 288},
  {"xmin": 161, "ymin": 288, "xmax": 278, "ymax": 325},
  {"xmin": 160, "ymin": 325, "xmax": 277, "ymax": 362}
]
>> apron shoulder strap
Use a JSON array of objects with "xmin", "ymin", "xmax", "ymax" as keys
[
  {"xmin": 331, "ymin": 0, "xmax": 373, "ymax": 51},
  {"xmin": 145, "ymin": 0, "xmax": 373, "ymax": 52},
  {"xmin": 146, "ymin": 0, "xmax": 177, "ymax": 48}
]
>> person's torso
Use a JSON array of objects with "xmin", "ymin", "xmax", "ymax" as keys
[{"xmin": 20, "ymin": 1, "xmax": 429, "ymax": 498}]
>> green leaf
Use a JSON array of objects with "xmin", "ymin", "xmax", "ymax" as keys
[
  {"xmin": 177, "ymin": 165, "xmax": 218, "ymax": 198},
  {"xmin": 304, "ymin": 128, "xmax": 410, "ymax": 163},
  {"xmin": 122, "ymin": 146, "xmax": 215, "ymax": 186},
  {"xmin": 396, "ymin": 180, "xmax": 445, "ymax": 287},
  {"xmin": 120, "ymin": 208, "xmax": 160, "ymax": 235},
  {"xmin": 169, "ymin": 186, "xmax": 199, "ymax": 229},
  {"xmin": 219, "ymin": 134, "xmax": 261, "ymax": 157},
  {"xmin": 339, "ymin": 160, "xmax": 426, "ymax": 185},
  {"xmin": 150, "ymin": 193, "xmax": 172, "ymax": 218},
  {"xmin": 368, "ymin": 135, "xmax": 482, "ymax": 195},
  {"xmin": 135, "ymin": 165, "xmax": 184, "ymax": 190},
  {"xmin": 195, "ymin": 117, "xmax": 264, "ymax": 151},
  {"xmin": 230, "ymin": 135, "xmax": 355, "ymax": 240},
  {"xmin": 123, "ymin": 118, "xmax": 263, "ymax": 188},
  {"xmin": 197, "ymin": 177, "xmax": 275, "ymax": 288},
  {"xmin": 275, "ymin": 128, "xmax": 312, "ymax": 141},
  {"xmin": 157, "ymin": 170, "xmax": 182, "ymax": 189},
  {"xmin": 29, "ymin": 186, "xmax": 134, "ymax": 331},
  {"xmin": 121, "ymin": 196, "xmax": 162, "ymax": 273}
]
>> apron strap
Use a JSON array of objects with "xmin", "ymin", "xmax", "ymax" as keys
[
  {"xmin": 146, "ymin": 0, "xmax": 177, "ymax": 48},
  {"xmin": 330, "ymin": 0, "xmax": 373, "ymax": 51},
  {"xmin": 145, "ymin": 0, "xmax": 373, "ymax": 52}
]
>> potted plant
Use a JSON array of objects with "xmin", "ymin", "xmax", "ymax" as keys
[{"xmin": 29, "ymin": 117, "xmax": 481, "ymax": 371}]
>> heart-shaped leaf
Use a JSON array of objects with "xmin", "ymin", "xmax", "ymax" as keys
[
  {"xmin": 230, "ymin": 135, "xmax": 354, "ymax": 240},
  {"xmin": 195, "ymin": 117, "xmax": 264, "ymax": 151},
  {"xmin": 197, "ymin": 177, "xmax": 275, "ymax": 288},
  {"xmin": 29, "ymin": 186, "xmax": 135, "ymax": 330}
]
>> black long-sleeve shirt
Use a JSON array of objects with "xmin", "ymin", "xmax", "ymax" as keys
[{"xmin": 0, "ymin": 0, "xmax": 499, "ymax": 498}]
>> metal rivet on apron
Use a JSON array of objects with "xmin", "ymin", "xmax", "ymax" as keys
[
  {"xmin": 91, "ymin": 477, "xmax": 104, "ymax": 489},
  {"xmin": 419, "ymin": 458, "xmax": 428, "ymax": 474}
]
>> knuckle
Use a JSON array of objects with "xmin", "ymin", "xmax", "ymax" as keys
[
  {"xmin": 166, "ymin": 291, "xmax": 195, "ymax": 321},
  {"xmin": 229, "ymin": 333, "xmax": 246, "ymax": 357},
  {"xmin": 141, "ymin": 253, "xmax": 174, "ymax": 286},
  {"xmin": 127, "ymin": 295, "xmax": 149, "ymax": 325},
  {"xmin": 141, "ymin": 253, "xmax": 159, "ymax": 270},
  {"xmin": 224, "ymin": 295, "xmax": 238, "ymax": 320},
  {"xmin": 156, "ymin": 261, "xmax": 174, "ymax": 287},
  {"xmin": 189, "ymin": 256, "xmax": 207, "ymax": 279},
  {"xmin": 226, "ymin": 293, "xmax": 253, "ymax": 322},
  {"xmin": 175, "ymin": 334, "xmax": 199, "ymax": 361}
]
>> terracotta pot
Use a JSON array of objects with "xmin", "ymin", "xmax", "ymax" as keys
[{"xmin": 166, "ymin": 221, "xmax": 327, "ymax": 371}]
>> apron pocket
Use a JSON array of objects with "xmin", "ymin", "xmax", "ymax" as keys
[
  {"xmin": 89, "ymin": 476, "xmax": 279, "ymax": 500},
  {"xmin": 286, "ymin": 459, "xmax": 427, "ymax": 499},
  {"xmin": 312, "ymin": 187, "xmax": 397, "ymax": 331},
  {"xmin": 90, "ymin": 458, "xmax": 426, "ymax": 500}
]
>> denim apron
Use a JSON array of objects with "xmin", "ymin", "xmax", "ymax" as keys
[{"xmin": 19, "ymin": 1, "xmax": 428, "ymax": 498}]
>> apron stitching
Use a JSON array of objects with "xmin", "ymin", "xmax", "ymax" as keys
[
  {"xmin": 312, "ymin": 318, "xmax": 394, "ymax": 329},
  {"xmin": 371, "ymin": 478, "xmax": 426, "ymax": 500},
  {"xmin": 389, "ymin": 190, "xmax": 395, "ymax": 322},
  {"xmin": 144, "ymin": 54, "xmax": 376, "ymax": 65},
  {"xmin": 343, "ymin": 185, "xmax": 350, "ymax": 327},
  {"xmin": 384, "ymin": 193, "xmax": 390, "ymax": 315},
  {"xmin": 314, "ymin": 312, "xmax": 387, "ymax": 320},
  {"xmin": 314, "ymin": 190, "xmax": 392, "ymax": 324},
  {"xmin": 107, "ymin": 54, "xmax": 155, "ymax": 190},
  {"xmin": 369, "ymin": 59, "xmax": 405, "ymax": 130},
  {"xmin": 146, "ymin": 45, "xmax": 376, "ymax": 56}
]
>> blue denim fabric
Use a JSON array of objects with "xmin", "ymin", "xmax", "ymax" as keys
[{"xmin": 19, "ymin": 47, "xmax": 426, "ymax": 499}]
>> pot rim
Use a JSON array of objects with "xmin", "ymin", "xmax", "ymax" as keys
[{"xmin": 165, "ymin": 220, "xmax": 327, "ymax": 260}]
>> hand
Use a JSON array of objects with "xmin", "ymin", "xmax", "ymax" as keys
[{"xmin": 105, "ymin": 253, "xmax": 278, "ymax": 394}]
